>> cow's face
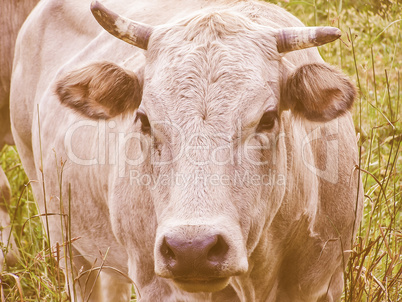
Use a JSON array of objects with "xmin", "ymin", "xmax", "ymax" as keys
[
  {"xmin": 140, "ymin": 12, "xmax": 284, "ymax": 291},
  {"xmin": 56, "ymin": 2, "xmax": 355, "ymax": 293}
]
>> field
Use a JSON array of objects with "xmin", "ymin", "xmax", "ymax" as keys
[{"xmin": 0, "ymin": 0, "xmax": 401, "ymax": 301}]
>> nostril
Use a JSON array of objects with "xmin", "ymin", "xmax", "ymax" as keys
[
  {"xmin": 161, "ymin": 238, "xmax": 176, "ymax": 262},
  {"xmin": 207, "ymin": 235, "xmax": 229, "ymax": 262},
  {"xmin": 160, "ymin": 234, "xmax": 230, "ymax": 276}
]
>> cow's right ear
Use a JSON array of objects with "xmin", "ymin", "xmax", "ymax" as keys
[
  {"xmin": 280, "ymin": 62, "xmax": 356, "ymax": 122},
  {"xmin": 56, "ymin": 62, "xmax": 142, "ymax": 119}
]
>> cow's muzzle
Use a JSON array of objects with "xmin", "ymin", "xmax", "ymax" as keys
[{"xmin": 155, "ymin": 226, "xmax": 248, "ymax": 292}]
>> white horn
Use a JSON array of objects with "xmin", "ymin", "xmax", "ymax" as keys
[
  {"xmin": 276, "ymin": 26, "xmax": 341, "ymax": 53},
  {"xmin": 90, "ymin": 1, "xmax": 153, "ymax": 50}
]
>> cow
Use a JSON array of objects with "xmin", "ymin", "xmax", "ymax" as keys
[
  {"xmin": 10, "ymin": 0, "xmax": 363, "ymax": 301},
  {"xmin": 0, "ymin": 0, "xmax": 39, "ymax": 271},
  {"xmin": 1, "ymin": 0, "xmax": 39, "ymax": 146}
]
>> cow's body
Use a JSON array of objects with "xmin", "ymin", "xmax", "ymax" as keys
[
  {"xmin": 11, "ymin": 0, "xmax": 363, "ymax": 301},
  {"xmin": 1, "ymin": 0, "xmax": 39, "ymax": 146},
  {"xmin": 0, "ymin": 0, "xmax": 39, "ymax": 271}
]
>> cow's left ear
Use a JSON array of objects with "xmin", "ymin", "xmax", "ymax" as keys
[
  {"xmin": 56, "ymin": 62, "xmax": 142, "ymax": 119},
  {"xmin": 280, "ymin": 63, "xmax": 356, "ymax": 121}
]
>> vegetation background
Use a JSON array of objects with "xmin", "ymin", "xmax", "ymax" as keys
[{"xmin": 0, "ymin": 0, "xmax": 400, "ymax": 301}]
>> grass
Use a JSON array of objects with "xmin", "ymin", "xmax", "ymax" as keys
[{"xmin": 0, "ymin": 0, "xmax": 401, "ymax": 301}]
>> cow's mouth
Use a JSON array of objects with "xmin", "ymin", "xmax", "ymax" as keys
[{"xmin": 173, "ymin": 277, "xmax": 230, "ymax": 292}]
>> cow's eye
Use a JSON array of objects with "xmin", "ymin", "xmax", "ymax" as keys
[
  {"xmin": 136, "ymin": 111, "xmax": 151, "ymax": 133},
  {"xmin": 257, "ymin": 111, "xmax": 278, "ymax": 132}
]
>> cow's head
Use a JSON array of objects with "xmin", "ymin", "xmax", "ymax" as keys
[{"xmin": 56, "ymin": 1, "xmax": 355, "ymax": 293}]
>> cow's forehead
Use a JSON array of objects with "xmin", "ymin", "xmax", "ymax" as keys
[
  {"xmin": 145, "ymin": 9, "xmax": 280, "ymax": 73},
  {"xmin": 142, "ymin": 58, "xmax": 278, "ymax": 134},
  {"xmin": 141, "ymin": 10, "xmax": 280, "ymax": 130}
]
